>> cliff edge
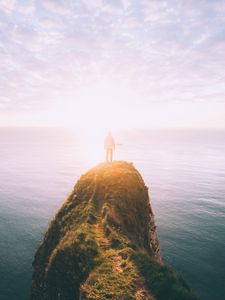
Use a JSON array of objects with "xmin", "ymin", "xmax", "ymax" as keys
[{"xmin": 31, "ymin": 161, "xmax": 200, "ymax": 300}]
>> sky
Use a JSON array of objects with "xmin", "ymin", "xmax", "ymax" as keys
[{"xmin": 0, "ymin": 0, "xmax": 225, "ymax": 130}]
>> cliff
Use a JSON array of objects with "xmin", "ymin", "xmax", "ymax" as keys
[{"xmin": 31, "ymin": 161, "xmax": 200, "ymax": 300}]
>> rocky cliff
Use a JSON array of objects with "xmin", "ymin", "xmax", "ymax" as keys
[{"xmin": 31, "ymin": 161, "xmax": 200, "ymax": 300}]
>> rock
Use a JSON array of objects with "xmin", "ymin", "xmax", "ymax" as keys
[{"xmin": 31, "ymin": 161, "xmax": 201, "ymax": 300}]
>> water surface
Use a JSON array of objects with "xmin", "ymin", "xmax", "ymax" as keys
[{"xmin": 0, "ymin": 127, "xmax": 225, "ymax": 300}]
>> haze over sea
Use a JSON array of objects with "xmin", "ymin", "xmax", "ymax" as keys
[{"xmin": 0, "ymin": 127, "xmax": 225, "ymax": 300}]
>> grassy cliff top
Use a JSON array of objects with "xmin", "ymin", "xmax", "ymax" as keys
[{"xmin": 31, "ymin": 161, "xmax": 201, "ymax": 300}]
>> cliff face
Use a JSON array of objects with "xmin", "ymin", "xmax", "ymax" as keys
[{"xmin": 31, "ymin": 161, "xmax": 200, "ymax": 300}]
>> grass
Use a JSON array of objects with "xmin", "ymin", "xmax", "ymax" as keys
[{"xmin": 31, "ymin": 161, "xmax": 201, "ymax": 300}]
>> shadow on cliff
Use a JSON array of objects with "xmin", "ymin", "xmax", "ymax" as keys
[{"xmin": 31, "ymin": 161, "xmax": 201, "ymax": 300}]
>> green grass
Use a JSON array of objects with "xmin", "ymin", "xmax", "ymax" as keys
[
  {"xmin": 130, "ymin": 250, "xmax": 201, "ymax": 300},
  {"xmin": 31, "ymin": 161, "xmax": 201, "ymax": 300}
]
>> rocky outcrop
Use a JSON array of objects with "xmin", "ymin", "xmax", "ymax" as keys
[{"xmin": 31, "ymin": 161, "xmax": 200, "ymax": 300}]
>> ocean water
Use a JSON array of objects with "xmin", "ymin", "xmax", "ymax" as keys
[{"xmin": 0, "ymin": 127, "xmax": 225, "ymax": 300}]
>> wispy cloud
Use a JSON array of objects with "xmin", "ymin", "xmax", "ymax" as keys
[
  {"xmin": 41, "ymin": 0, "xmax": 71, "ymax": 15},
  {"xmin": 0, "ymin": 0, "xmax": 16, "ymax": 14},
  {"xmin": 0, "ymin": 0, "xmax": 225, "ymax": 127}
]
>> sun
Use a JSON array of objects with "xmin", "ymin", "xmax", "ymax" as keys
[{"xmin": 59, "ymin": 81, "xmax": 135, "ymax": 165}]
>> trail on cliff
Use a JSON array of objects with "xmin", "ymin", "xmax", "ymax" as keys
[
  {"xmin": 31, "ymin": 161, "xmax": 201, "ymax": 300},
  {"xmin": 89, "ymin": 215, "xmax": 154, "ymax": 300}
]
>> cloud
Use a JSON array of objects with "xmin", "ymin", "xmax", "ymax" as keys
[
  {"xmin": 83, "ymin": 0, "xmax": 103, "ymax": 10},
  {"xmin": 84, "ymin": 0, "xmax": 128, "ymax": 15},
  {"xmin": 41, "ymin": 0, "xmax": 71, "ymax": 15},
  {"xmin": 0, "ymin": 0, "xmax": 225, "ymax": 127},
  {"xmin": 121, "ymin": 0, "xmax": 130, "ymax": 10},
  {"xmin": 17, "ymin": 1, "xmax": 35, "ymax": 15},
  {"xmin": 142, "ymin": 0, "xmax": 176, "ymax": 23},
  {"xmin": 0, "ymin": 0, "xmax": 16, "ymax": 14}
]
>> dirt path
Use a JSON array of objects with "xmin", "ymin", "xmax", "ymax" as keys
[
  {"xmin": 94, "ymin": 219, "xmax": 111, "ymax": 251},
  {"xmin": 93, "ymin": 218, "xmax": 155, "ymax": 300}
]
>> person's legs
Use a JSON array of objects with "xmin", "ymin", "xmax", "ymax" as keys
[
  {"xmin": 106, "ymin": 149, "xmax": 113, "ymax": 162},
  {"xmin": 110, "ymin": 149, "xmax": 113, "ymax": 162}
]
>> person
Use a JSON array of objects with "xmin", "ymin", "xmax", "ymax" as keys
[{"xmin": 104, "ymin": 132, "xmax": 115, "ymax": 162}]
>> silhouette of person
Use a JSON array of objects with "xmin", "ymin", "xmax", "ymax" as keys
[{"xmin": 104, "ymin": 132, "xmax": 115, "ymax": 163}]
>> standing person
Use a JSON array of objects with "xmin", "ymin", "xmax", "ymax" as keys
[{"xmin": 104, "ymin": 132, "xmax": 115, "ymax": 162}]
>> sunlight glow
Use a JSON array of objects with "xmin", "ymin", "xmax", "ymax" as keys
[
  {"xmin": 60, "ymin": 80, "xmax": 137, "ymax": 131},
  {"xmin": 79, "ymin": 127, "xmax": 107, "ymax": 166},
  {"xmin": 70, "ymin": 81, "xmax": 126, "ymax": 165}
]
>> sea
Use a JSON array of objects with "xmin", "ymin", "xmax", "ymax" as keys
[{"xmin": 0, "ymin": 127, "xmax": 225, "ymax": 300}]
